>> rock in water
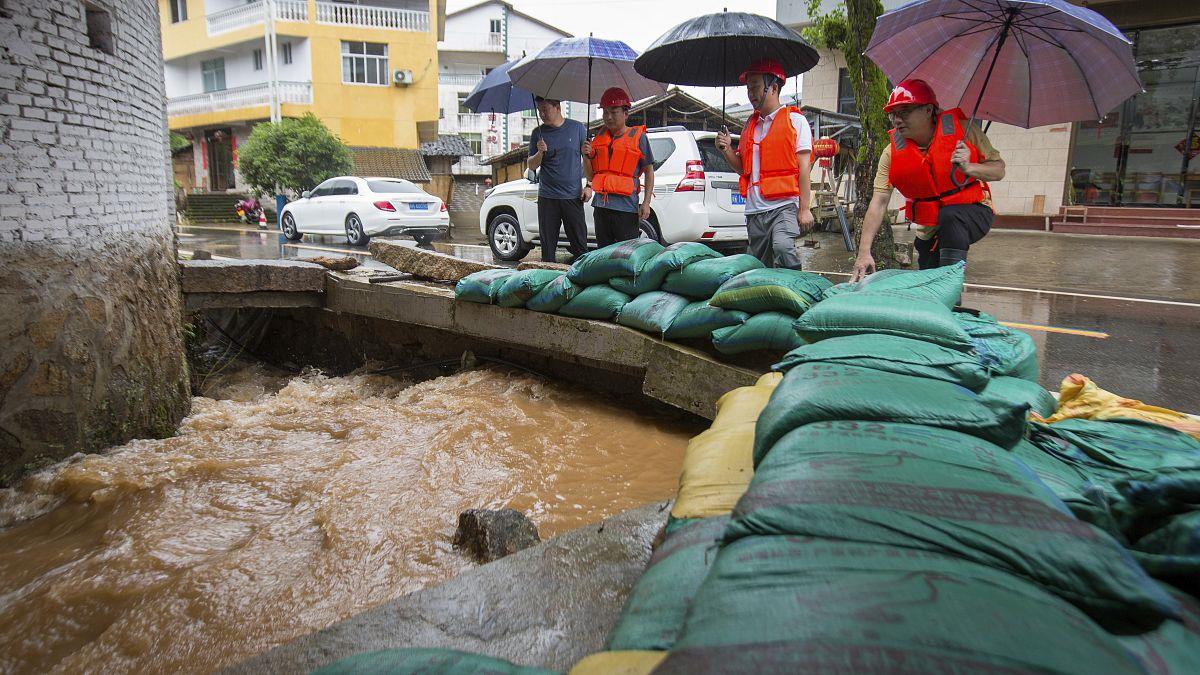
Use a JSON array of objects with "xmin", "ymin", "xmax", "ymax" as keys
[
  {"xmin": 453, "ymin": 509, "xmax": 541, "ymax": 563},
  {"xmin": 303, "ymin": 256, "xmax": 359, "ymax": 271}
]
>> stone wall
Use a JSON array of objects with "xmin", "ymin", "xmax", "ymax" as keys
[{"xmin": 0, "ymin": 0, "xmax": 190, "ymax": 484}]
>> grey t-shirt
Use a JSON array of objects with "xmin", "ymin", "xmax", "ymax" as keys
[
  {"xmin": 590, "ymin": 131, "xmax": 654, "ymax": 214},
  {"xmin": 529, "ymin": 119, "xmax": 586, "ymax": 200}
]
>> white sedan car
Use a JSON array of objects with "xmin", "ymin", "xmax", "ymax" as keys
[{"xmin": 280, "ymin": 176, "xmax": 449, "ymax": 246}]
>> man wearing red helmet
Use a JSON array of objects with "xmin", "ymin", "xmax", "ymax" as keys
[
  {"xmin": 583, "ymin": 87, "xmax": 656, "ymax": 247},
  {"xmin": 715, "ymin": 58, "xmax": 814, "ymax": 270},
  {"xmin": 851, "ymin": 78, "xmax": 1006, "ymax": 281}
]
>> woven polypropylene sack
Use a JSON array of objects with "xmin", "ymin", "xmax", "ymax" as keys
[
  {"xmin": 654, "ymin": 536, "xmax": 1147, "ymax": 674},
  {"xmin": 753, "ymin": 363, "xmax": 1028, "ymax": 462},
  {"xmin": 709, "ymin": 372, "xmax": 781, "ymax": 429},
  {"xmin": 1119, "ymin": 583, "xmax": 1200, "ymax": 675},
  {"xmin": 608, "ymin": 275, "xmax": 648, "ymax": 296},
  {"xmin": 793, "ymin": 291, "xmax": 974, "ymax": 351},
  {"xmin": 672, "ymin": 424, "xmax": 755, "ymax": 519},
  {"xmin": 526, "ymin": 273, "xmax": 581, "ymax": 312},
  {"xmin": 605, "ymin": 516, "xmax": 728, "ymax": 651},
  {"xmin": 1034, "ymin": 419, "xmax": 1200, "ymax": 474},
  {"xmin": 772, "ymin": 334, "xmax": 989, "ymax": 391},
  {"xmin": 711, "ymin": 312, "xmax": 803, "ymax": 355},
  {"xmin": 566, "ymin": 238, "xmax": 665, "ymax": 285},
  {"xmin": 615, "ymin": 291, "xmax": 691, "ymax": 337},
  {"xmin": 496, "ymin": 269, "xmax": 566, "ymax": 308},
  {"xmin": 661, "ymin": 254, "xmax": 764, "ymax": 299},
  {"xmin": 454, "ymin": 269, "xmax": 520, "ymax": 304},
  {"xmin": 312, "ymin": 648, "xmax": 558, "ymax": 675},
  {"xmin": 730, "ymin": 421, "xmax": 1179, "ymax": 631},
  {"xmin": 981, "ymin": 375, "xmax": 1058, "ymax": 418},
  {"xmin": 955, "ymin": 310, "xmax": 1040, "ymax": 381},
  {"xmin": 568, "ymin": 651, "xmax": 666, "ymax": 675},
  {"xmin": 824, "ymin": 262, "xmax": 965, "ymax": 309},
  {"xmin": 819, "ymin": 268, "xmax": 909, "ymax": 300},
  {"xmin": 662, "ymin": 301, "xmax": 748, "ymax": 340},
  {"xmin": 709, "ymin": 269, "xmax": 832, "ymax": 315},
  {"xmin": 637, "ymin": 242, "xmax": 723, "ymax": 289},
  {"xmin": 557, "ymin": 284, "xmax": 631, "ymax": 320}
]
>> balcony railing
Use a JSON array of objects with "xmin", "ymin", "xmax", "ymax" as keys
[
  {"xmin": 205, "ymin": 1, "xmax": 429, "ymax": 37},
  {"xmin": 167, "ymin": 81, "xmax": 312, "ymax": 117},
  {"xmin": 438, "ymin": 73, "xmax": 484, "ymax": 87},
  {"xmin": 206, "ymin": 0, "xmax": 308, "ymax": 36},
  {"xmin": 315, "ymin": 1, "xmax": 429, "ymax": 31}
]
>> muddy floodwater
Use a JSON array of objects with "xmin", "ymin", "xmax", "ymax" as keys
[{"xmin": 0, "ymin": 366, "xmax": 697, "ymax": 674}]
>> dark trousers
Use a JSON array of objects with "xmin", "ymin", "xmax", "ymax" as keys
[
  {"xmin": 594, "ymin": 207, "xmax": 641, "ymax": 248},
  {"xmin": 914, "ymin": 203, "xmax": 993, "ymax": 270},
  {"xmin": 538, "ymin": 197, "xmax": 588, "ymax": 262}
]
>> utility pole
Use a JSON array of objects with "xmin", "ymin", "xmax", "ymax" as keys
[
  {"xmin": 264, "ymin": 0, "xmax": 281, "ymax": 123},
  {"xmin": 501, "ymin": 3, "xmax": 509, "ymax": 150}
]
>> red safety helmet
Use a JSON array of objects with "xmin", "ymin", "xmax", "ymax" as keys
[
  {"xmin": 739, "ymin": 58, "xmax": 787, "ymax": 84},
  {"xmin": 883, "ymin": 78, "xmax": 939, "ymax": 113},
  {"xmin": 599, "ymin": 87, "xmax": 632, "ymax": 108}
]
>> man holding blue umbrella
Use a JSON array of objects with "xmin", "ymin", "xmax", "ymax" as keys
[{"xmin": 527, "ymin": 95, "xmax": 589, "ymax": 262}]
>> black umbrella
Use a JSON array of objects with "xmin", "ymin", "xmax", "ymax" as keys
[{"xmin": 635, "ymin": 10, "xmax": 820, "ymax": 125}]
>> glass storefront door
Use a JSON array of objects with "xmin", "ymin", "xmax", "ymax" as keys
[{"xmin": 1069, "ymin": 24, "xmax": 1200, "ymax": 207}]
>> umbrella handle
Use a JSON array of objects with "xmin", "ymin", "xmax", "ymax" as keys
[{"xmin": 951, "ymin": 162, "xmax": 972, "ymax": 188}]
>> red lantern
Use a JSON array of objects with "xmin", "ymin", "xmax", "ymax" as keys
[{"xmin": 811, "ymin": 138, "xmax": 839, "ymax": 159}]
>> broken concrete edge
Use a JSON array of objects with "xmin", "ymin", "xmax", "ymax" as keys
[
  {"xmin": 325, "ymin": 274, "xmax": 762, "ymax": 419},
  {"xmin": 223, "ymin": 500, "xmax": 673, "ymax": 675},
  {"xmin": 178, "ymin": 259, "xmax": 327, "ymax": 294},
  {"xmin": 369, "ymin": 239, "xmax": 502, "ymax": 282}
]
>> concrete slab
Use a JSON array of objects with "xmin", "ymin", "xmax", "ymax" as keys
[
  {"xmin": 224, "ymin": 501, "xmax": 671, "ymax": 674},
  {"xmin": 184, "ymin": 291, "xmax": 323, "ymax": 311},
  {"xmin": 369, "ymin": 240, "xmax": 502, "ymax": 281},
  {"xmin": 179, "ymin": 259, "xmax": 327, "ymax": 294}
]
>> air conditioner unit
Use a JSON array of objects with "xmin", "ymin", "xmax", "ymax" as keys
[{"xmin": 393, "ymin": 69, "xmax": 414, "ymax": 86}]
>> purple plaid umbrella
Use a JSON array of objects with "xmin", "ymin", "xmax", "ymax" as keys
[{"xmin": 865, "ymin": 0, "xmax": 1142, "ymax": 129}]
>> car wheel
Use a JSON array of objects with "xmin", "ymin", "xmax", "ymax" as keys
[
  {"xmin": 281, "ymin": 212, "xmax": 302, "ymax": 241},
  {"xmin": 639, "ymin": 217, "xmax": 662, "ymax": 243},
  {"xmin": 487, "ymin": 213, "xmax": 530, "ymax": 261},
  {"xmin": 345, "ymin": 214, "xmax": 369, "ymax": 247}
]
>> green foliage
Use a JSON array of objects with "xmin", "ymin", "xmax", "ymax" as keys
[
  {"xmin": 238, "ymin": 113, "xmax": 354, "ymax": 196},
  {"xmin": 169, "ymin": 132, "xmax": 192, "ymax": 154}
]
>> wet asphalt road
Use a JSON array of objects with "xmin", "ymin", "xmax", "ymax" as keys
[{"xmin": 179, "ymin": 223, "xmax": 1200, "ymax": 413}]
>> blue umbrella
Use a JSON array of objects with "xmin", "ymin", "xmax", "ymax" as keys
[
  {"xmin": 865, "ymin": 0, "xmax": 1141, "ymax": 129},
  {"xmin": 463, "ymin": 58, "xmax": 535, "ymax": 115}
]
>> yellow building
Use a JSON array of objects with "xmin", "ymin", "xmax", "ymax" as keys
[{"xmin": 161, "ymin": 0, "xmax": 444, "ymax": 192}]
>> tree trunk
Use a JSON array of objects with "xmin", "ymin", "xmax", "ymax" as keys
[{"xmin": 845, "ymin": 0, "xmax": 899, "ymax": 267}]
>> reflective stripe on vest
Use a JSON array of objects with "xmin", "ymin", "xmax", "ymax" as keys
[
  {"xmin": 592, "ymin": 125, "xmax": 645, "ymax": 198},
  {"xmin": 739, "ymin": 106, "xmax": 801, "ymax": 200},
  {"xmin": 888, "ymin": 107, "xmax": 988, "ymax": 227}
]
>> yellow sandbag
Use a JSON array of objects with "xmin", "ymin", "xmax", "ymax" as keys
[
  {"xmin": 671, "ymin": 423, "xmax": 754, "ymax": 518},
  {"xmin": 568, "ymin": 651, "xmax": 666, "ymax": 675},
  {"xmin": 1044, "ymin": 374, "xmax": 1200, "ymax": 440},
  {"xmin": 710, "ymin": 372, "xmax": 781, "ymax": 429}
]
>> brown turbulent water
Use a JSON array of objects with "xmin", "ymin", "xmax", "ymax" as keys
[{"xmin": 0, "ymin": 366, "xmax": 696, "ymax": 674}]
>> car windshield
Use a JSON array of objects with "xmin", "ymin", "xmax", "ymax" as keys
[
  {"xmin": 696, "ymin": 138, "xmax": 737, "ymax": 174},
  {"xmin": 368, "ymin": 180, "xmax": 422, "ymax": 194}
]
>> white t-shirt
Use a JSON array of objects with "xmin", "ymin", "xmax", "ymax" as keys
[{"xmin": 744, "ymin": 106, "xmax": 813, "ymax": 214}]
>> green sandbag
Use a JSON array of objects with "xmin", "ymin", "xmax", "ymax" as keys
[
  {"xmin": 495, "ymin": 269, "xmax": 565, "ymax": 308},
  {"xmin": 772, "ymin": 334, "xmax": 989, "ymax": 391},
  {"xmin": 1119, "ymin": 584, "xmax": 1200, "ymax": 675},
  {"xmin": 661, "ymin": 254, "xmax": 764, "ymax": 299},
  {"xmin": 639, "ymin": 242, "xmax": 723, "ymax": 288},
  {"xmin": 980, "ymin": 375, "xmax": 1058, "ymax": 418},
  {"xmin": 1034, "ymin": 419, "xmax": 1200, "ymax": 474},
  {"xmin": 663, "ymin": 302, "xmax": 749, "ymax": 340},
  {"xmin": 730, "ymin": 421, "xmax": 1180, "ymax": 631},
  {"xmin": 711, "ymin": 312, "xmax": 803, "ymax": 355},
  {"xmin": 708, "ymin": 269, "xmax": 832, "ymax": 315},
  {"xmin": 607, "ymin": 275, "xmax": 645, "ymax": 296},
  {"xmin": 793, "ymin": 291, "xmax": 975, "ymax": 351},
  {"xmin": 657, "ymin": 536, "xmax": 1146, "ymax": 674},
  {"xmin": 753, "ymin": 363, "xmax": 1028, "ymax": 462},
  {"xmin": 823, "ymin": 261, "xmax": 964, "ymax": 309},
  {"xmin": 615, "ymin": 291, "xmax": 691, "ymax": 337},
  {"xmin": 557, "ymin": 284, "xmax": 631, "ymax": 320},
  {"xmin": 606, "ymin": 516, "xmax": 727, "ymax": 651},
  {"xmin": 1007, "ymin": 438, "xmax": 1121, "ymax": 535},
  {"xmin": 955, "ymin": 310, "xmax": 1039, "ymax": 381},
  {"xmin": 566, "ymin": 237, "xmax": 664, "ymax": 285},
  {"xmin": 819, "ymin": 268, "xmax": 910, "ymax": 300},
  {"xmin": 312, "ymin": 648, "xmax": 557, "ymax": 675},
  {"xmin": 525, "ymin": 273, "xmax": 580, "ymax": 312},
  {"xmin": 454, "ymin": 269, "xmax": 519, "ymax": 304}
]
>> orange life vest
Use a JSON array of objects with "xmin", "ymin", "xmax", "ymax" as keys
[
  {"xmin": 591, "ymin": 125, "xmax": 646, "ymax": 197},
  {"xmin": 889, "ymin": 107, "xmax": 990, "ymax": 227},
  {"xmin": 739, "ymin": 106, "xmax": 801, "ymax": 200}
]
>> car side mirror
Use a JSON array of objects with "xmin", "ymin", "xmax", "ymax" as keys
[
  {"xmin": 301, "ymin": 191, "xmax": 311, "ymax": 199},
  {"xmin": 524, "ymin": 168, "xmax": 538, "ymax": 183}
]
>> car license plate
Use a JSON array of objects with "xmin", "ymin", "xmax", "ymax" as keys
[
  {"xmin": 409, "ymin": 202, "xmax": 430, "ymax": 211},
  {"xmin": 730, "ymin": 193, "xmax": 745, "ymax": 206}
]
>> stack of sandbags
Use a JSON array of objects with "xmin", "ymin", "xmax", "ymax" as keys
[{"xmin": 705, "ymin": 268, "xmax": 831, "ymax": 354}]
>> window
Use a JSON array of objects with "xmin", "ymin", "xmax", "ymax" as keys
[
  {"xmin": 696, "ymin": 138, "xmax": 736, "ymax": 174},
  {"xmin": 522, "ymin": 108, "xmax": 538, "ymax": 118},
  {"xmin": 331, "ymin": 179, "xmax": 357, "ymax": 196},
  {"xmin": 201, "ymin": 58, "xmax": 226, "ymax": 93},
  {"xmin": 836, "ymin": 68, "xmax": 857, "ymax": 116},
  {"xmin": 368, "ymin": 180, "xmax": 422, "ymax": 194},
  {"xmin": 169, "ymin": 0, "xmax": 187, "ymax": 23},
  {"xmin": 649, "ymin": 137, "xmax": 677, "ymax": 171},
  {"xmin": 253, "ymin": 48, "xmax": 263, "ymax": 71},
  {"xmin": 489, "ymin": 19, "xmax": 502, "ymax": 34},
  {"xmin": 341, "ymin": 41, "xmax": 388, "ymax": 85},
  {"xmin": 309, "ymin": 180, "xmax": 337, "ymax": 198},
  {"xmin": 281, "ymin": 41, "xmax": 292, "ymax": 65},
  {"xmin": 84, "ymin": 3, "xmax": 115, "ymax": 55},
  {"xmin": 462, "ymin": 132, "xmax": 482, "ymax": 154},
  {"xmin": 457, "ymin": 93, "xmax": 471, "ymax": 114}
]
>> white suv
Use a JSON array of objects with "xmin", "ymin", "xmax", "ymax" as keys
[{"xmin": 479, "ymin": 126, "xmax": 748, "ymax": 260}]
